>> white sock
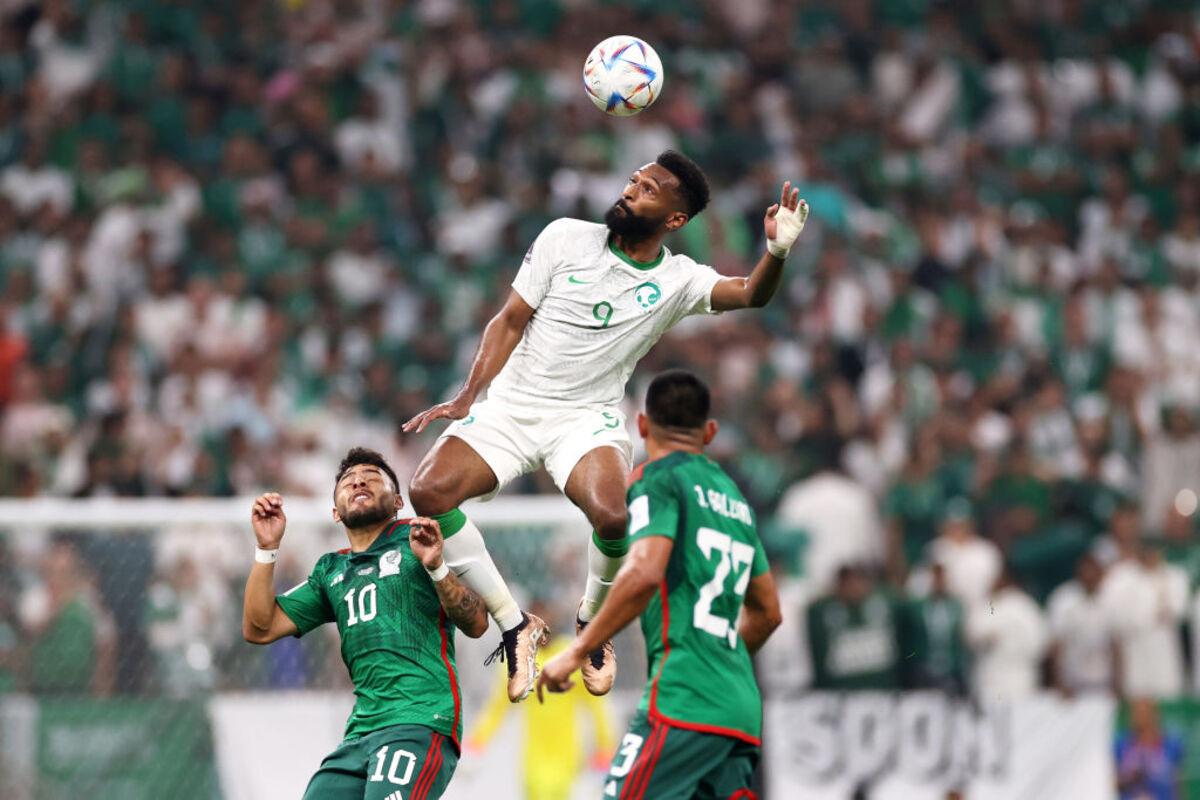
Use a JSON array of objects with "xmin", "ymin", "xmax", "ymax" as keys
[
  {"xmin": 442, "ymin": 517, "xmax": 524, "ymax": 632},
  {"xmin": 578, "ymin": 536, "xmax": 625, "ymax": 623}
]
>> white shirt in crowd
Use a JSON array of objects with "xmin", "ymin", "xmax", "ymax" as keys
[
  {"xmin": 775, "ymin": 471, "xmax": 885, "ymax": 594},
  {"xmin": 1, "ymin": 162, "xmax": 74, "ymax": 216},
  {"xmin": 924, "ymin": 535, "xmax": 1003, "ymax": 610},
  {"xmin": 966, "ymin": 585, "xmax": 1048, "ymax": 703},
  {"xmin": 1046, "ymin": 580, "xmax": 1113, "ymax": 694},
  {"xmin": 1100, "ymin": 558, "xmax": 1189, "ymax": 698}
]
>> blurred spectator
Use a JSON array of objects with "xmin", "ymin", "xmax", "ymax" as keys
[
  {"xmin": 0, "ymin": 136, "xmax": 72, "ymax": 217},
  {"xmin": 776, "ymin": 446, "xmax": 884, "ymax": 595},
  {"xmin": 0, "ymin": 305, "xmax": 27, "ymax": 407},
  {"xmin": 1115, "ymin": 699, "xmax": 1185, "ymax": 800},
  {"xmin": 1094, "ymin": 502, "xmax": 1144, "ymax": 567},
  {"xmin": 145, "ymin": 555, "xmax": 229, "ymax": 696},
  {"xmin": 807, "ymin": 565, "xmax": 902, "ymax": 691},
  {"xmin": 18, "ymin": 539, "xmax": 115, "ymax": 695},
  {"xmin": 0, "ymin": 538, "xmax": 17, "ymax": 693},
  {"xmin": 1101, "ymin": 543, "xmax": 1189, "ymax": 699},
  {"xmin": 883, "ymin": 431, "xmax": 949, "ymax": 580},
  {"xmin": 334, "ymin": 90, "xmax": 407, "ymax": 176},
  {"xmin": 909, "ymin": 498, "xmax": 1002, "ymax": 611},
  {"xmin": 965, "ymin": 568, "xmax": 1047, "ymax": 703},
  {"xmin": 1047, "ymin": 553, "xmax": 1116, "ymax": 697},
  {"xmin": 904, "ymin": 562, "xmax": 968, "ymax": 694},
  {"xmin": 1142, "ymin": 406, "xmax": 1200, "ymax": 532}
]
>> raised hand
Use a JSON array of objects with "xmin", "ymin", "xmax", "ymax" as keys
[
  {"xmin": 401, "ymin": 393, "xmax": 473, "ymax": 435},
  {"xmin": 408, "ymin": 516, "xmax": 445, "ymax": 570},
  {"xmin": 764, "ymin": 181, "xmax": 808, "ymax": 259},
  {"xmin": 251, "ymin": 492, "xmax": 287, "ymax": 549}
]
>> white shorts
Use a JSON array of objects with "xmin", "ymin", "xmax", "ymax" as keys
[{"xmin": 439, "ymin": 398, "xmax": 633, "ymax": 500}]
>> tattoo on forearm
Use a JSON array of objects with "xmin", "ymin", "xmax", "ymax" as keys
[{"xmin": 435, "ymin": 574, "xmax": 485, "ymax": 631}]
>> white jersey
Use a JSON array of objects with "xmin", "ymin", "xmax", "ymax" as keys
[{"xmin": 488, "ymin": 218, "xmax": 723, "ymax": 408}]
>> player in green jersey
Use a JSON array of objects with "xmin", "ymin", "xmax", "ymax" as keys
[
  {"xmin": 242, "ymin": 447, "xmax": 489, "ymax": 800},
  {"xmin": 537, "ymin": 370, "xmax": 783, "ymax": 800}
]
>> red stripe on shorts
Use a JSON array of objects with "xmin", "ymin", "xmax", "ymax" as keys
[
  {"xmin": 619, "ymin": 723, "xmax": 659, "ymax": 800},
  {"xmin": 420, "ymin": 736, "xmax": 445, "ymax": 800},
  {"xmin": 412, "ymin": 733, "xmax": 441, "ymax": 800},
  {"xmin": 623, "ymin": 721, "xmax": 668, "ymax": 800}
]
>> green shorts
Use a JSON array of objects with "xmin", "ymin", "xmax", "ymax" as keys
[
  {"xmin": 603, "ymin": 709, "xmax": 760, "ymax": 800},
  {"xmin": 302, "ymin": 724, "xmax": 458, "ymax": 800}
]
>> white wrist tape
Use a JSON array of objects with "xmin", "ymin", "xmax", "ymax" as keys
[
  {"xmin": 767, "ymin": 239, "xmax": 791, "ymax": 259},
  {"xmin": 255, "ymin": 547, "xmax": 279, "ymax": 564},
  {"xmin": 425, "ymin": 561, "xmax": 450, "ymax": 582},
  {"xmin": 767, "ymin": 200, "xmax": 809, "ymax": 259}
]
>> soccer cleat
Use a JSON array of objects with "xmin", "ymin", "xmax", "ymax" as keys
[
  {"xmin": 576, "ymin": 611, "xmax": 617, "ymax": 696},
  {"xmin": 484, "ymin": 612, "xmax": 550, "ymax": 702}
]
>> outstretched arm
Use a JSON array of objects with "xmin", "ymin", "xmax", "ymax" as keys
[
  {"xmin": 410, "ymin": 517, "xmax": 489, "ymax": 637},
  {"xmin": 711, "ymin": 182, "xmax": 808, "ymax": 311},
  {"xmin": 402, "ymin": 291, "xmax": 535, "ymax": 433},
  {"xmin": 536, "ymin": 536, "xmax": 674, "ymax": 700}
]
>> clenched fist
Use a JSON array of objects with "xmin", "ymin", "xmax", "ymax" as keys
[{"xmin": 251, "ymin": 493, "xmax": 287, "ymax": 550}]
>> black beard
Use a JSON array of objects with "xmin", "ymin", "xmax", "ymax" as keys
[
  {"xmin": 340, "ymin": 500, "xmax": 392, "ymax": 529},
  {"xmin": 604, "ymin": 201, "xmax": 661, "ymax": 244}
]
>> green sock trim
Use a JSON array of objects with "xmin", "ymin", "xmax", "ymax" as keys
[
  {"xmin": 433, "ymin": 508, "xmax": 468, "ymax": 538},
  {"xmin": 592, "ymin": 530, "xmax": 629, "ymax": 557}
]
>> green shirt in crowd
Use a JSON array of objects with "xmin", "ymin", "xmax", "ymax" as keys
[
  {"xmin": 904, "ymin": 593, "xmax": 968, "ymax": 693},
  {"xmin": 807, "ymin": 590, "xmax": 903, "ymax": 691},
  {"xmin": 30, "ymin": 597, "xmax": 95, "ymax": 694}
]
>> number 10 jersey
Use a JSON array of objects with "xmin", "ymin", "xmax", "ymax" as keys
[
  {"xmin": 275, "ymin": 520, "xmax": 462, "ymax": 745},
  {"xmin": 626, "ymin": 451, "xmax": 770, "ymax": 744}
]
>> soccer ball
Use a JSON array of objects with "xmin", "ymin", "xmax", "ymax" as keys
[{"xmin": 582, "ymin": 36, "xmax": 664, "ymax": 117}]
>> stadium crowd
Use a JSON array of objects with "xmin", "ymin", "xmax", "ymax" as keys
[{"xmin": 1, "ymin": 0, "xmax": 1200, "ymax": 741}]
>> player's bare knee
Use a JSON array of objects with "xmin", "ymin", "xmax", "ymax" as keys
[
  {"xmin": 408, "ymin": 472, "xmax": 456, "ymax": 516},
  {"xmin": 591, "ymin": 504, "xmax": 628, "ymax": 541}
]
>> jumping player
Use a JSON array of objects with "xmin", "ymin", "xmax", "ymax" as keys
[
  {"xmin": 242, "ymin": 447, "xmax": 488, "ymax": 800},
  {"xmin": 538, "ymin": 370, "xmax": 783, "ymax": 800},
  {"xmin": 402, "ymin": 150, "xmax": 806, "ymax": 701}
]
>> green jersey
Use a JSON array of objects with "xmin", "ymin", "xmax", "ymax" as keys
[
  {"xmin": 806, "ymin": 591, "xmax": 903, "ymax": 690},
  {"xmin": 626, "ymin": 452, "xmax": 770, "ymax": 744},
  {"xmin": 276, "ymin": 519, "xmax": 462, "ymax": 744}
]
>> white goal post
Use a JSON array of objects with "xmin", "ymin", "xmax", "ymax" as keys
[{"xmin": 0, "ymin": 495, "xmax": 586, "ymax": 529}]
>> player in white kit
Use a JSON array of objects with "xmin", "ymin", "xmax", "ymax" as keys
[{"xmin": 403, "ymin": 151, "xmax": 808, "ymax": 701}]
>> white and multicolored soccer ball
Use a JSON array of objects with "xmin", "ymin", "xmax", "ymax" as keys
[{"xmin": 582, "ymin": 36, "xmax": 664, "ymax": 117}]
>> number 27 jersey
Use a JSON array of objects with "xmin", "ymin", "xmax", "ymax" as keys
[{"xmin": 626, "ymin": 451, "xmax": 769, "ymax": 744}]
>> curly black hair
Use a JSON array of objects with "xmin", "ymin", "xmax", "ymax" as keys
[
  {"xmin": 656, "ymin": 150, "xmax": 711, "ymax": 219},
  {"xmin": 334, "ymin": 447, "xmax": 399, "ymax": 494}
]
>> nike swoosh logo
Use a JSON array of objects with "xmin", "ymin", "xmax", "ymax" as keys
[{"xmin": 567, "ymin": 275, "xmax": 591, "ymax": 285}]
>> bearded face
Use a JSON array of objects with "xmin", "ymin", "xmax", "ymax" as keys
[
  {"xmin": 604, "ymin": 199, "xmax": 665, "ymax": 243},
  {"xmin": 338, "ymin": 493, "xmax": 393, "ymax": 529}
]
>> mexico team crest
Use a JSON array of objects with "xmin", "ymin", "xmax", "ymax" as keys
[{"xmin": 379, "ymin": 549, "xmax": 402, "ymax": 577}]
